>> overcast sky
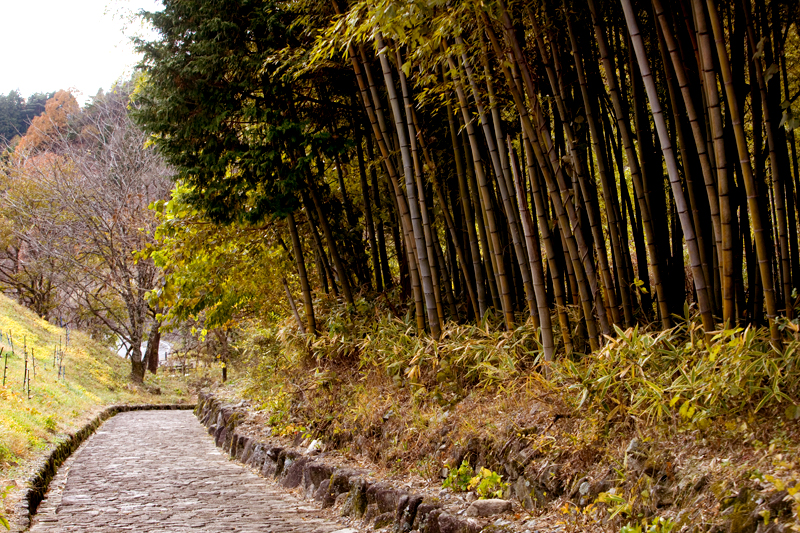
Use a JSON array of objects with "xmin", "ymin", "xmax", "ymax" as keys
[{"xmin": 0, "ymin": 0, "xmax": 162, "ymax": 104}]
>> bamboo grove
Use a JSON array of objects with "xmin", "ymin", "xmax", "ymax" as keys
[{"xmin": 134, "ymin": 0, "xmax": 800, "ymax": 358}]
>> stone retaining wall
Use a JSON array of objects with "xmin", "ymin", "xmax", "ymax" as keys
[
  {"xmin": 195, "ymin": 393, "xmax": 502, "ymax": 533},
  {"xmin": 19, "ymin": 403, "xmax": 195, "ymax": 529}
]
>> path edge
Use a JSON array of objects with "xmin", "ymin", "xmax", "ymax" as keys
[
  {"xmin": 18, "ymin": 403, "xmax": 195, "ymax": 530},
  {"xmin": 195, "ymin": 392, "xmax": 491, "ymax": 533}
]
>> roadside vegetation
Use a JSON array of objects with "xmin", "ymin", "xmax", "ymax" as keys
[{"xmin": 217, "ymin": 302, "xmax": 800, "ymax": 531}]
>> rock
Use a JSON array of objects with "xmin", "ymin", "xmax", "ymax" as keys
[
  {"xmin": 419, "ymin": 507, "xmax": 443, "ymax": 533},
  {"xmin": 228, "ymin": 432, "xmax": 241, "ymax": 456},
  {"xmin": 363, "ymin": 503, "xmax": 379, "ymax": 525},
  {"xmin": 262, "ymin": 456, "xmax": 278, "ymax": 478},
  {"xmin": 313, "ymin": 476, "xmax": 340, "ymax": 509},
  {"xmin": 624, "ymin": 438, "xmax": 648, "ymax": 474},
  {"xmin": 267, "ymin": 446, "xmax": 284, "ymax": 461},
  {"xmin": 374, "ymin": 511, "xmax": 394, "ymax": 530},
  {"xmin": 304, "ymin": 461, "xmax": 334, "ymax": 496},
  {"xmin": 330, "ymin": 529, "xmax": 360, "ymax": 533},
  {"xmin": 335, "ymin": 492, "xmax": 349, "ymax": 508},
  {"xmin": 341, "ymin": 478, "xmax": 368, "ymax": 518},
  {"xmin": 464, "ymin": 499, "xmax": 512, "ymax": 517},
  {"xmin": 314, "ymin": 479, "xmax": 331, "ymax": 505},
  {"xmin": 215, "ymin": 425, "xmax": 227, "ymax": 448},
  {"xmin": 330, "ymin": 469, "xmax": 356, "ymax": 497},
  {"xmin": 280, "ymin": 456, "xmax": 311, "ymax": 488},
  {"xmin": 235, "ymin": 434, "xmax": 249, "ymax": 459},
  {"xmin": 247, "ymin": 443, "xmax": 266, "ymax": 469},
  {"xmin": 437, "ymin": 512, "xmax": 481, "ymax": 533},
  {"xmin": 395, "ymin": 494, "xmax": 423, "ymax": 533},
  {"xmin": 367, "ymin": 483, "xmax": 403, "ymax": 514},
  {"xmin": 239, "ymin": 438, "xmax": 254, "ymax": 463},
  {"xmin": 413, "ymin": 503, "xmax": 441, "ymax": 532},
  {"xmin": 275, "ymin": 449, "xmax": 300, "ymax": 478}
]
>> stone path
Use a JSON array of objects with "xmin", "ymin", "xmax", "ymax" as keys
[{"xmin": 28, "ymin": 410, "xmax": 349, "ymax": 532}]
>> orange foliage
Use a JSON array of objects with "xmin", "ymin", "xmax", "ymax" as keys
[{"xmin": 14, "ymin": 90, "xmax": 80, "ymax": 156}]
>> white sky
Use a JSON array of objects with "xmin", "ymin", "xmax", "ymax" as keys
[{"xmin": 0, "ymin": 0, "xmax": 162, "ymax": 104}]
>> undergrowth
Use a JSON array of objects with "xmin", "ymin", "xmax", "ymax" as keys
[
  {"xmin": 230, "ymin": 297, "xmax": 800, "ymax": 530},
  {"xmin": 241, "ymin": 296, "xmax": 800, "ymax": 431}
]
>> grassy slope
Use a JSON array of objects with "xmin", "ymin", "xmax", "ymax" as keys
[{"xmin": 0, "ymin": 292, "xmax": 192, "ymax": 521}]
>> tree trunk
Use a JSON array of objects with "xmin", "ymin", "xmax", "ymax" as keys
[
  {"xmin": 144, "ymin": 320, "xmax": 161, "ymax": 374},
  {"xmin": 307, "ymin": 172, "xmax": 354, "ymax": 306},
  {"xmin": 131, "ymin": 357, "xmax": 145, "ymax": 383},
  {"xmin": 287, "ymin": 211, "xmax": 316, "ymax": 334},
  {"xmin": 282, "ymin": 277, "xmax": 306, "ymax": 334},
  {"xmin": 565, "ymin": 9, "xmax": 632, "ymax": 326},
  {"xmin": 508, "ymin": 136, "xmax": 555, "ymax": 359},
  {"xmin": 692, "ymin": 0, "xmax": 736, "ymax": 324},
  {"xmin": 447, "ymin": 50, "xmax": 515, "ymax": 329}
]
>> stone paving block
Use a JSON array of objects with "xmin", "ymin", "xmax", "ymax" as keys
[{"xmin": 28, "ymin": 411, "xmax": 348, "ymax": 533}]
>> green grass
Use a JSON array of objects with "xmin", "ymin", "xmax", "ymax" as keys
[{"xmin": 0, "ymin": 293, "xmax": 190, "ymax": 479}]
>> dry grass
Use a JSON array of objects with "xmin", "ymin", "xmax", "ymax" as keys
[{"xmin": 226, "ymin": 299, "xmax": 800, "ymax": 531}]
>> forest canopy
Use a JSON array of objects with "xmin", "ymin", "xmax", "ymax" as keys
[{"xmin": 134, "ymin": 0, "xmax": 800, "ymax": 359}]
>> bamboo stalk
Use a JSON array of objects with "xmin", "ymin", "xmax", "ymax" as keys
[
  {"xmin": 286, "ymin": 212, "xmax": 315, "ymax": 335},
  {"xmin": 446, "ymin": 49, "xmax": 515, "ymax": 329},
  {"xmin": 377, "ymin": 32, "xmax": 441, "ymax": 338},
  {"xmin": 620, "ymin": 0, "xmax": 715, "ymax": 333},
  {"xmin": 705, "ymin": 0, "xmax": 781, "ymax": 345},
  {"xmin": 508, "ymin": 136, "xmax": 555, "ymax": 360}
]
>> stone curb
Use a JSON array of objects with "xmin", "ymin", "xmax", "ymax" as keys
[
  {"xmin": 18, "ymin": 403, "xmax": 195, "ymax": 530},
  {"xmin": 195, "ymin": 393, "xmax": 494, "ymax": 533}
]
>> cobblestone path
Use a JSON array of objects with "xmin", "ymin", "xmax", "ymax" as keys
[{"xmin": 29, "ymin": 410, "xmax": 347, "ymax": 532}]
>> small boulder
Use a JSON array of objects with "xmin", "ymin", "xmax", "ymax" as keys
[
  {"xmin": 362, "ymin": 503, "xmax": 379, "ymax": 525},
  {"xmin": 413, "ymin": 503, "xmax": 441, "ymax": 532},
  {"xmin": 280, "ymin": 456, "xmax": 310, "ymax": 488},
  {"xmin": 464, "ymin": 499, "xmax": 512, "ymax": 517},
  {"xmin": 437, "ymin": 512, "xmax": 481, "ymax": 533},
  {"xmin": 247, "ymin": 443, "xmax": 265, "ymax": 469},
  {"xmin": 418, "ymin": 507, "xmax": 443, "ymax": 533},
  {"xmin": 335, "ymin": 492, "xmax": 349, "ymax": 508},
  {"xmin": 314, "ymin": 479, "xmax": 331, "ymax": 505},
  {"xmin": 239, "ymin": 438, "xmax": 254, "ymax": 463},
  {"xmin": 395, "ymin": 494, "xmax": 423, "ymax": 533}
]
